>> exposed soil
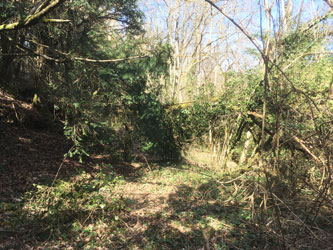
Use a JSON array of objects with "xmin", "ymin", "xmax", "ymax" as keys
[{"xmin": 0, "ymin": 90, "xmax": 78, "ymax": 201}]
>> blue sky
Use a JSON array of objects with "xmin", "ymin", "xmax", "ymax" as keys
[
  {"xmin": 139, "ymin": 0, "xmax": 330, "ymax": 41},
  {"xmin": 138, "ymin": 0, "xmax": 332, "ymax": 70}
]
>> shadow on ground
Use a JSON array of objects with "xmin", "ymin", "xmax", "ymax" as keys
[
  {"xmin": 115, "ymin": 176, "xmax": 280, "ymax": 249},
  {"xmin": 1, "ymin": 92, "xmax": 332, "ymax": 249},
  {"xmin": 0, "ymin": 92, "xmax": 146, "ymax": 248}
]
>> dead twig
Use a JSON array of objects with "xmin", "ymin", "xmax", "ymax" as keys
[{"xmin": 11, "ymin": 103, "xmax": 21, "ymax": 123}]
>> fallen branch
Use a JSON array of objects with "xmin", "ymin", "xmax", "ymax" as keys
[
  {"xmin": 290, "ymin": 135, "xmax": 325, "ymax": 165},
  {"xmin": 11, "ymin": 103, "xmax": 21, "ymax": 123},
  {"xmin": 247, "ymin": 111, "xmax": 264, "ymax": 119},
  {"xmin": 246, "ymin": 110, "xmax": 324, "ymax": 165}
]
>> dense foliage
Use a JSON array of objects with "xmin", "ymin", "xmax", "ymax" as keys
[
  {"xmin": 0, "ymin": 1, "xmax": 332, "ymax": 249},
  {"xmin": 0, "ymin": 0, "xmax": 180, "ymax": 161}
]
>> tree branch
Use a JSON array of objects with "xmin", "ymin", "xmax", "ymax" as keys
[
  {"xmin": 71, "ymin": 55, "xmax": 150, "ymax": 63},
  {"xmin": 324, "ymin": 0, "xmax": 333, "ymax": 9},
  {"xmin": 203, "ymin": 0, "xmax": 265, "ymax": 59},
  {"xmin": 290, "ymin": 135, "xmax": 324, "ymax": 165},
  {"xmin": 0, "ymin": 0, "xmax": 67, "ymax": 31},
  {"xmin": 9, "ymin": 37, "xmax": 150, "ymax": 63}
]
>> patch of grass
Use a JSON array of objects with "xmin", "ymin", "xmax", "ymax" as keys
[
  {"xmin": 1, "ymin": 170, "xmax": 126, "ymax": 249},
  {"xmin": 109, "ymin": 161, "xmax": 280, "ymax": 249}
]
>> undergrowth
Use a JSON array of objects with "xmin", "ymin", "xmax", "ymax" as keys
[
  {"xmin": 1, "ymin": 170, "xmax": 126, "ymax": 249},
  {"xmin": 1, "ymin": 160, "xmax": 332, "ymax": 249}
]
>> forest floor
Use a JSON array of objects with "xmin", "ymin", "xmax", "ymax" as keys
[
  {"xmin": 1, "ymin": 90, "xmax": 332, "ymax": 249},
  {"xmin": 108, "ymin": 160, "xmax": 259, "ymax": 249},
  {"xmin": 0, "ymin": 90, "xmax": 262, "ymax": 249}
]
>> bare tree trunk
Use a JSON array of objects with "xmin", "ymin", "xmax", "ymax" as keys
[{"xmin": 239, "ymin": 130, "xmax": 252, "ymax": 166}]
